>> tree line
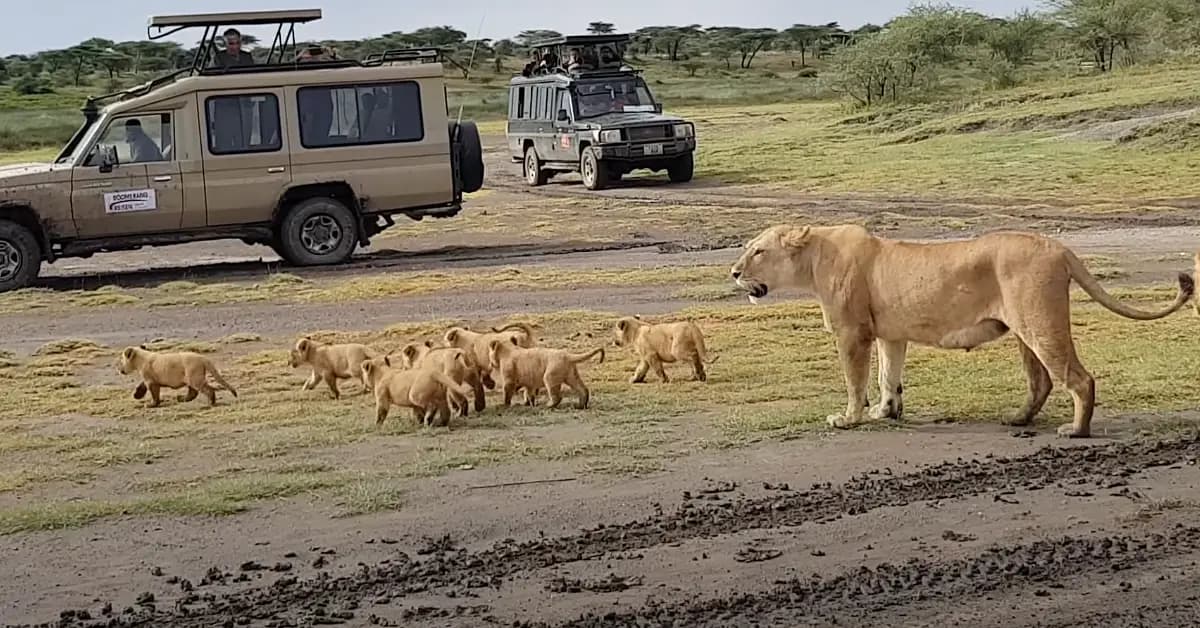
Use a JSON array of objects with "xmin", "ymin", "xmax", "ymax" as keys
[{"xmin": 3, "ymin": 0, "xmax": 1200, "ymax": 107}]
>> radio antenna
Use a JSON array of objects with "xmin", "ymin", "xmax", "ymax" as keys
[{"xmin": 455, "ymin": 13, "xmax": 487, "ymax": 129}]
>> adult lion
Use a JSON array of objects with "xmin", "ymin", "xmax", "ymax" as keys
[{"xmin": 730, "ymin": 224, "xmax": 1195, "ymax": 438}]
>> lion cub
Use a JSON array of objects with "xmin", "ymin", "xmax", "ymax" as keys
[
  {"xmin": 118, "ymin": 346, "xmax": 237, "ymax": 407},
  {"xmin": 399, "ymin": 341, "xmax": 485, "ymax": 416},
  {"xmin": 360, "ymin": 356, "xmax": 471, "ymax": 428},
  {"xmin": 488, "ymin": 337, "xmax": 604, "ymax": 409},
  {"xmin": 613, "ymin": 316, "xmax": 717, "ymax": 383},
  {"xmin": 444, "ymin": 322, "xmax": 537, "ymax": 390},
  {"xmin": 289, "ymin": 337, "xmax": 376, "ymax": 399}
]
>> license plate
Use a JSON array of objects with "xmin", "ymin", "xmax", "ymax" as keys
[{"xmin": 644, "ymin": 143, "xmax": 663, "ymax": 156}]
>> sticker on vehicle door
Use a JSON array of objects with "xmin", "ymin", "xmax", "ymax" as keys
[
  {"xmin": 104, "ymin": 189, "xmax": 157, "ymax": 214},
  {"xmin": 560, "ymin": 135, "xmax": 571, "ymax": 149}
]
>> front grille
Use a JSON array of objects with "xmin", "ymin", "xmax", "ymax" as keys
[{"xmin": 627, "ymin": 125, "xmax": 671, "ymax": 141}]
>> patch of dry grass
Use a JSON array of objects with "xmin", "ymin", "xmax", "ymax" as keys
[
  {"xmin": 2, "ymin": 283, "xmax": 1199, "ymax": 533},
  {"xmin": 0, "ymin": 265, "xmax": 728, "ymax": 315}
]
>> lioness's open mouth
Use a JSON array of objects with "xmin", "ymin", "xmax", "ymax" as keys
[{"xmin": 734, "ymin": 278, "xmax": 769, "ymax": 303}]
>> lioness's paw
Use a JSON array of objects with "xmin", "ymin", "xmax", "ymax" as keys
[
  {"xmin": 826, "ymin": 414, "xmax": 855, "ymax": 430},
  {"xmin": 1056, "ymin": 423, "xmax": 1090, "ymax": 439}
]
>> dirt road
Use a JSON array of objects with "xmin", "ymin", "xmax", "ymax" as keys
[
  {"xmin": 25, "ymin": 428, "xmax": 1200, "ymax": 627},
  {"xmin": 6, "ymin": 135, "xmax": 1200, "ymax": 627}
]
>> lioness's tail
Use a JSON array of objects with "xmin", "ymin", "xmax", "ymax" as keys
[
  {"xmin": 206, "ymin": 362, "xmax": 238, "ymax": 397},
  {"xmin": 1066, "ymin": 250, "xmax": 1194, "ymax": 321},
  {"xmin": 492, "ymin": 322, "xmax": 535, "ymax": 340},
  {"xmin": 568, "ymin": 347, "xmax": 605, "ymax": 364},
  {"xmin": 1194, "ymin": 251, "xmax": 1200, "ymax": 317}
]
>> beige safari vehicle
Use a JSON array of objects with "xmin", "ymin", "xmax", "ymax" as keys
[{"xmin": 0, "ymin": 9, "xmax": 484, "ymax": 292}]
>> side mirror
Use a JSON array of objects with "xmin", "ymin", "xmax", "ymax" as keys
[
  {"xmin": 556, "ymin": 109, "xmax": 570, "ymax": 122},
  {"xmin": 97, "ymin": 145, "xmax": 118, "ymax": 173},
  {"xmin": 653, "ymin": 103, "xmax": 663, "ymax": 114}
]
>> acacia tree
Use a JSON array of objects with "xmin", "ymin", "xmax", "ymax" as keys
[
  {"xmin": 1047, "ymin": 0, "xmax": 1157, "ymax": 71},
  {"xmin": 587, "ymin": 21, "xmax": 616, "ymax": 35},
  {"xmin": 783, "ymin": 24, "xmax": 824, "ymax": 66},
  {"xmin": 707, "ymin": 27, "xmax": 776, "ymax": 69}
]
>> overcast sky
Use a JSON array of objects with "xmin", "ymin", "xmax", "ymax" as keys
[{"xmin": 4, "ymin": 0, "xmax": 1040, "ymax": 56}]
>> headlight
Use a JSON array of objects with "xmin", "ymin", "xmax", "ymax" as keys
[
  {"xmin": 673, "ymin": 124, "xmax": 694, "ymax": 138},
  {"xmin": 598, "ymin": 129, "xmax": 621, "ymax": 143}
]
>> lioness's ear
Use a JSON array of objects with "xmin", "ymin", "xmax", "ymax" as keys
[
  {"xmin": 782, "ymin": 226, "xmax": 812, "ymax": 249},
  {"xmin": 445, "ymin": 329, "xmax": 458, "ymax": 343},
  {"xmin": 298, "ymin": 338, "xmax": 310, "ymax": 352},
  {"xmin": 617, "ymin": 320, "xmax": 627, "ymax": 330},
  {"xmin": 123, "ymin": 347, "xmax": 135, "ymax": 359}
]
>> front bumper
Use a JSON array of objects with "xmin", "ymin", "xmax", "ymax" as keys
[{"xmin": 598, "ymin": 138, "xmax": 696, "ymax": 161}]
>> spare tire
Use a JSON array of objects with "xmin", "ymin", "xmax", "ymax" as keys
[{"xmin": 451, "ymin": 121, "xmax": 485, "ymax": 194}]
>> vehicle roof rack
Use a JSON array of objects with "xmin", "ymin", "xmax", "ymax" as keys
[
  {"xmin": 529, "ymin": 33, "xmax": 632, "ymax": 48},
  {"xmin": 362, "ymin": 47, "xmax": 441, "ymax": 66},
  {"xmin": 147, "ymin": 9, "xmax": 323, "ymax": 77}
]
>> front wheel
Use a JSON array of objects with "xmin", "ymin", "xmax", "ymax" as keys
[
  {"xmin": 276, "ymin": 197, "xmax": 358, "ymax": 266},
  {"xmin": 668, "ymin": 152, "xmax": 694, "ymax": 183},
  {"xmin": 0, "ymin": 220, "xmax": 41, "ymax": 293},
  {"xmin": 580, "ymin": 148, "xmax": 609, "ymax": 190}
]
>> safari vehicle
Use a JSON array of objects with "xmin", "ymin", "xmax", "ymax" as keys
[
  {"xmin": 506, "ymin": 34, "xmax": 696, "ymax": 191},
  {"xmin": 0, "ymin": 9, "xmax": 484, "ymax": 293}
]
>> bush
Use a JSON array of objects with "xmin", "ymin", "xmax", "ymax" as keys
[{"xmin": 12, "ymin": 73, "xmax": 53, "ymax": 96}]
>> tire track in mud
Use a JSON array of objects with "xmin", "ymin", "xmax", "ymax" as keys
[
  {"xmin": 43, "ymin": 435, "xmax": 1200, "ymax": 627},
  {"xmin": 526, "ymin": 528, "xmax": 1200, "ymax": 627}
]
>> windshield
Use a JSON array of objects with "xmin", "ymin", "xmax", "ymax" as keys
[
  {"xmin": 574, "ymin": 79, "xmax": 656, "ymax": 118},
  {"xmin": 56, "ymin": 118, "xmax": 99, "ymax": 164}
]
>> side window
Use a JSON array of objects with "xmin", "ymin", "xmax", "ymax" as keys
[
  {"xmin": 205, "ymin": 94, "xmax": 281, "ymax": 155},
  {"xmin": 557, "ymin": 91, "xmax": 572, "ymax": 120},
  {"xmin": 88, "ymin": 113, "xmax": 173, "ymax": 166},
  {"xmin": 298, "ymin": 82, "xmax": 423, "ymax": 148},
  {"xmin": 517, "ymin": 86, "xmax": 528, "ymax": 119}
]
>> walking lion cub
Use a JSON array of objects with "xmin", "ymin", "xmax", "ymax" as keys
[
  {"xmin": 487, "ymin": 337, "xmax": 604, "ymax": 409},
  {"xmin": 612, "ymin": 316, "xmax": 717, "ymax": 383},
  {"xmin": 118, "ymin": 346, "xmax": 237, "ymax": 407}
]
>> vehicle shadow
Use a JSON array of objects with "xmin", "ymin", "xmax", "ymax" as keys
[{"xmin": 33, "ymin": 239, "xmax": 663, "ymax": 293}]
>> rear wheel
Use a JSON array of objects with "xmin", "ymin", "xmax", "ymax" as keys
[
  {"xmin": 276, "ymin": 197, "xmax": 358, "ymax": 266},
  {"xmin": 580, "ymin": 148, "xmax": 609, "ymax": 190},
  {"xmin": 0, "ymin": 220, "xmax": 41, "ymax": 293},
  {"xmin": 523, "ymin": 146, "xmax": 548, "ymax": 187},
  {"xmin": 668, "ymin": 152, "xmax": 695, "ymax": 183}
]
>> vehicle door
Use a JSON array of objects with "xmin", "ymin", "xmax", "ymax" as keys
[
  {"xmin": 199, "ymin": 89, "xmax": 291, "ymax": 226},
  {"xmin": 550, "ymin": 89, "xmax": 579, "ymax": 162},
  {"xmin": 70, "ymin": 112, "xmax": 185, "ymax": 237},
  {"xmin": 530, "ymin": 85, "xmax": 557, "ymax": 162}
]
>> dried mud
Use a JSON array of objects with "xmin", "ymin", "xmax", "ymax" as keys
[{"xmin": 31, "ymin": 434, "xmax": 1200, "ymax": 628}]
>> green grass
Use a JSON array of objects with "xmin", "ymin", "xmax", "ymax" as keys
[{"xmin": 2, "ymin": 286, "xmax": 1199, "ymax": 533}]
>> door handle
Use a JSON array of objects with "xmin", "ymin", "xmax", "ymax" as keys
[
  {"xmin": 153, "ymin": 175, "xmax": 172, "ymax": 182},
  {"xmin": 267, "ymin": 167, "xmax": 286, "ymax": 174}
]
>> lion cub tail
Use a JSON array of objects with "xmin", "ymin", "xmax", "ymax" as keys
[
  {"xmin": 431, "ymin": 370, "xmax": 472, "ymax": 398},
  {"xmin": 692, "ymin": 328, "xmax": 719, "ymax": 365},
  {"xmin": 568, "ymin": 347, "xmax": 605, "ymax": 364},
  {"xmin": 206, "ymin": 362, "xmax": 238, "ymax": 398},
  {"xmin": 1067, "ymin": 250, "xmax": 1194, "ymax": 321}
]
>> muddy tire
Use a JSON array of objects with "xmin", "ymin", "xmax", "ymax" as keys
[
  {"xmin": 0, "ymin": 220, "xmax": 40, "ymax": 293},
  {"xmin": 580, "ymin": 148, "xmax": 609, "ymax": 190},
  {"xmin": 452, "ymin": 121, "xmax": 485, "ymax": 193},
  {"xmin": 276, "ymin": 197, "xmax": 358, "ymax": 267},
  {"xmin": 668, "ymin": 152, "xmax": 694, "ymax": 183},
  {"xmin": 523, "ymin": 146, "xmax": 548, "ymax": 187}
]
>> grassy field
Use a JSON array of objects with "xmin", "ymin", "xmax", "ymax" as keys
[{"xmin": 2, "ymin": 288, "xmax": 1199, "ymax": 534}]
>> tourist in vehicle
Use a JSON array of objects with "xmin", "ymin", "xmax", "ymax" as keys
[
  {"xmin": 124, "ymin": 119, "xmax": 163, "ymax": 163},
  {"xmin": 521, "ymin": 50, "xmax": 542, "ymax": 77},
  {"xmin": 211, "ymin": 28, "xmax": 255, "ymax": 68}
]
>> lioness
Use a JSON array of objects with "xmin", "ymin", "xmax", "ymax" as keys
[
  {"xmin": 119, "ymin": 346, "xmax": 238, "ymax": 407},
  {"xmin": 399, "ymin": 341, "xmax": 485, "ymax": 416},
  {"xmin": 488, "ymin": 337, "xmax": 604, "ymax": 409},
  {"xmin": 443, "ymin": 322, "xmax": 537, "ymax": 390},
  {"xmin": 360, "ymin": 356, "xmax": 471, "ymax": 428},
  {"xmin": 612, "ymin": 316, "xmax": 717, "ymax": 383},
  {"xmin": 731, "ymin": 224, "xmax": 1195, "ymax": 438},
  {"xmin": 288, "ymin": 337, "xmax": 376, "ymax": 399}
]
